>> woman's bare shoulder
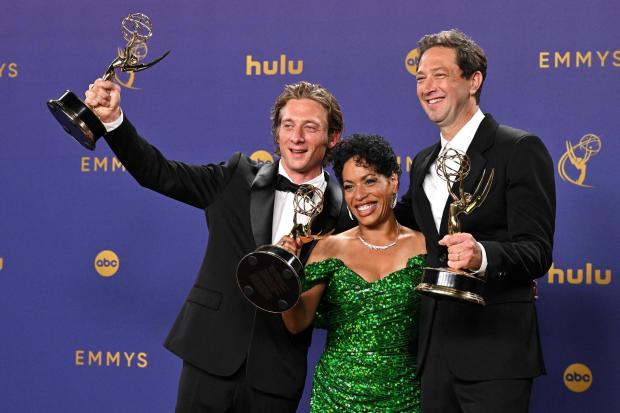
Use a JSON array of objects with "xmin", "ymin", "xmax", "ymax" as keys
[
  {"xmin": 399, "ymin": 225, "xmax": 427, "ymax": 254},
  {"xmin": 307, "ymin": 227, "xmax": 357, "ymax": 264}
]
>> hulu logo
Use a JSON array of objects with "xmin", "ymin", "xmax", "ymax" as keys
[
  {"xmin": 246, "ymin": 55, "xmax": 303, "ymax": 76},
  {"xmin": 547, "ymin": 263, "xmax": 611, "ymax": 285}
]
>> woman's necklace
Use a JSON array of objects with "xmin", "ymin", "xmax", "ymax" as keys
[{"xmin": 357, "ymin": 223, "xmax": 400, "ymax": 251}]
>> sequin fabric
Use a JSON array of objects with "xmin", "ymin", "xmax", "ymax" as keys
[{"xmin": 303, "ymin": 255, "xmax": 424, "ymax": 412}]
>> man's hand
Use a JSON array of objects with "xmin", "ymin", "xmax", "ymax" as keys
[
  {"xmin": 439, "ymin": 232, "xmax": 482, "ymax": 271},
  {"xmin": 84, "ymin": 79, "xmax": 122, "ymax": 124}
]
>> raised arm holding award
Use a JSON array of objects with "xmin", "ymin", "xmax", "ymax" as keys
[
  {"xmin": 47, "ymin": 12, "xmax": 169, "ymax": 150},
  {"xmin": 73, "ymin": 32, "xmax": 350, "ymax": 408}
]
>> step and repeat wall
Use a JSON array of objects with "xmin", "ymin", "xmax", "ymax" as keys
[{"xmin": 1, "ymin": 0, "xmax": 618, "ymax": 411}]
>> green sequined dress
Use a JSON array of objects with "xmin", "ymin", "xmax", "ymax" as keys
[{"xmin": 303, "ymin": 255, "xmax": 424, "ymax": 412}]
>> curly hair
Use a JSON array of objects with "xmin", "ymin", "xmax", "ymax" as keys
[{"xmin": 332, "ymin": 134, "xmax": 401, "ymax": 185}]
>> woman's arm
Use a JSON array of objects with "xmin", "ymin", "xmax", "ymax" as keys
[
  {"xmin": 281, "ymin": 237, "xmax": 331, "ymax": 334},
  {"xmin": 281, "ymin": 283, "xmax": 326, "ymax": 334}
]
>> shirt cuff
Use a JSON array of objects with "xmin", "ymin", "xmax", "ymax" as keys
[
  {"xmin": 476, "ymin": 241, "xmax": 488, "ymax": 274},
  {"xmin": 102, "ymin": 110, "xmax": 124, "ymax": 132}
]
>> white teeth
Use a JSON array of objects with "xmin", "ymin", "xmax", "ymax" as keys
[
  {"xmin": 357, "ymin": 204, "xmax": 374, "ymax": 211},
  {"xmin": 428, "ymin": 98, "xmax": 442, "ymax": 104}
]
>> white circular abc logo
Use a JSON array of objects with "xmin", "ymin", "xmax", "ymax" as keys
[
  {"xmin": 94, "ymin": 250, "xmax": 120, "ymax": 277},
  {"xmin": 563, "ymin": 363, "xmax": 592, "ymax": 393}
]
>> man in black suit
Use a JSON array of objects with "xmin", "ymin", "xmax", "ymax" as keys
[
  {"xmin": 396, "ymin": 30, "xmax": 556, "ymax": 412},
  {"xmin": 84, "ymin": 80, "xmax": 351, "ymax": 412}
]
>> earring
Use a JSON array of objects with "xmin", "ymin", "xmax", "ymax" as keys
[
  {"xmin": 347, "ymin": 205, "xmax": 355, "ymax": 220},
  {"xmin": 391, "ymin": 193, "xmax": 397, "ymax": 209}
]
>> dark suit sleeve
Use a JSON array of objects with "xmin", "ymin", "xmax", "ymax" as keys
[
  {"xmin": 482, "ymin": 134, "xmax": 556, "ymax": 281},
  {"xmin": 104, "ymin": 116, "xmax": 240, "ymax": 209},
  {"xmin": 395, "ymin": 166, "xmax": 420, "ymax": 231}
]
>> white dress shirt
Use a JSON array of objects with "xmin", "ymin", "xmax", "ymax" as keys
[{"xmin": 422, "ymin": 109, "xmax": 488, "ymax": 272}]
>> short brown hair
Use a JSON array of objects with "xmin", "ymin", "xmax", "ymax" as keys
[
  {"xmin": 418, "ymin": 29, "xmax": 487, "ymax": 103},
  {"xmin": 270, "ymin": 81, "xmax": 344, "ymax": 164}
]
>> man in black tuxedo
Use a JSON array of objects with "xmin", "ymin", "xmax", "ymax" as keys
[
  {"xmin": 84, "ymin": 80, "xmax": 351, "ymax": 412},
  {"xmin": 396, "ymin": 30, "xmax": 556, "ymax": 412}
]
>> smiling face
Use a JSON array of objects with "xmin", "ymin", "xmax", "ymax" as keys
[
  {"xmin": 276, "ymin": 98, "xmax": 340, "ymax": 183},
  {"xmin": 416, "ymin": 46, "xmax": 482, "ymax": 139},
  {"xmin": 342, "ymin": 157, "xmax": 398, "ymax": 228}
]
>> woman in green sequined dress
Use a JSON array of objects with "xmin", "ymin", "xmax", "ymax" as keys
[{"xmin": 280, "ymin": 134, "xmax": 426, "ymax": 412}]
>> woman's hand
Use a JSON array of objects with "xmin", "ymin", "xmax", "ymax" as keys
[{"xmin": 276, "ymin": 235, "xmax": 303, "ymax": 255}]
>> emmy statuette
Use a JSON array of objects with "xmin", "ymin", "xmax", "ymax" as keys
[
  {"xmin": 47, "ymin": 13, "xmax": 170, "ymax": 150},
  {"xmin": 237, "ymin": 184, "xmax": 326, "ymax": 313},
  {"xmin": 415, "ymin": 148, "xmax": 495, "ymax": 305}
]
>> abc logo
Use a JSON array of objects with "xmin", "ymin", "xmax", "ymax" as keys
[
  {"xmin": 405, "ymin": 48, "xmax": 420, "ymax": 76},
  {"xmin": 250, "ymin": 150, "xmax": 274, "ymax": 163},
  {"xmin": 94, "ymin": 250, "xmax": 120, "ymax": 277},
  {"xmin": 563, "ymin": 363, "xmax": 592, "ymax": 393}
]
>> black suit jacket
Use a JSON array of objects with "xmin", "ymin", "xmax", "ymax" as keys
[
  {"xmin": 104, "ymin": 118, "xmax": 351, "ymax": 399},
  {"xmin": 396, "ymin": 114, "xmax": 556, "ymax": 380}
]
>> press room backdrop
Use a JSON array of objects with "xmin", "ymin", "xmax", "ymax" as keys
[{"xmin": 1, "ymin": 0, "xmax": 618, "ymax": 411}]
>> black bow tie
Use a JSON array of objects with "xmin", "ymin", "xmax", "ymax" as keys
[{"xmin": 275, "ymin": 175, "xmax": 300, "ymax": 193}]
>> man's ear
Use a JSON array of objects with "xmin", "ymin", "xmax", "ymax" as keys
[
  {"xmin": 327, "ymin": 132, "xmax": 341, "ymax": 149},
  {"xmin": 469, "ymin": 71, "xmax": 483, "ymax": 97}
]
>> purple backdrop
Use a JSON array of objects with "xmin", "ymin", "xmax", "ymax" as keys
[{"xmin": 1, "ymin": 0, "xmax": 618, "ymax": 411}]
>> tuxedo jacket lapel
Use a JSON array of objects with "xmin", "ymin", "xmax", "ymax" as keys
[
  {"xmin": 250, "ymin": 161, "xmax": 278, "ymax": 247},
  {"xmin": 311, "ymin": 172, "xmax": 342, "ymax": 236},
  {"xmin": 414, "ymin": 142, "xmax": 442, "ymax": 190},
  {"xmin": 463, "ymin": 114, "xmax": 496, "ymax": 194}
]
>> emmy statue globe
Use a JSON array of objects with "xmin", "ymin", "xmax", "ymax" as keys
[
  {"xmin": 237, "ymin": 184, "xmax": 325, "ymax": 313},
  {"xmin": 416, "ymin": 148, "xmax": 495, "ymax": 305},
  {"xmin": 47, "ymin": 13, "xmax": 170, "ymax": 150}
]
